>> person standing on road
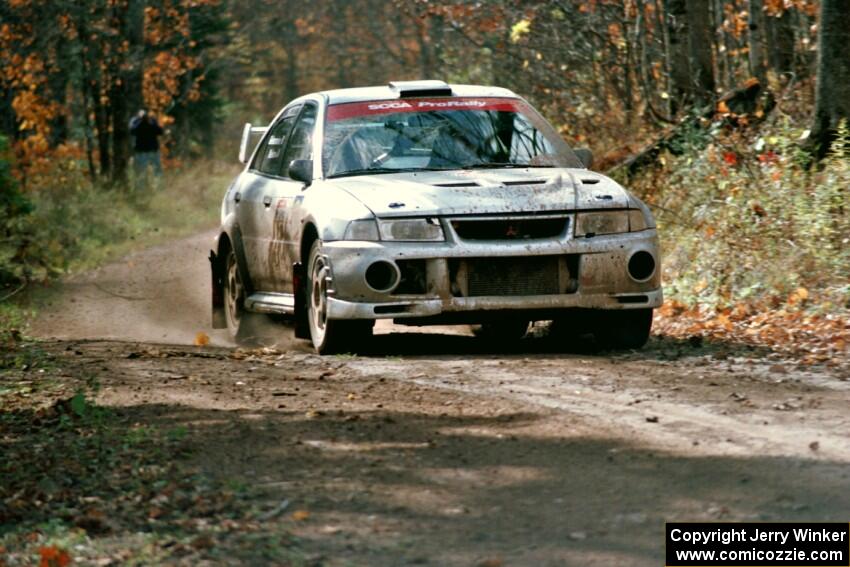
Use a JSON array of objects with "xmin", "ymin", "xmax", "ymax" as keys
[{"xmin": 129, "ymin": 109, "xmax": 164, "ymax": 188}]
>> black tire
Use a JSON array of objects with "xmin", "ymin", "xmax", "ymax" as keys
[
  {"xmin": 547, "ymin": 317, "xmax": 587, "ymax": 341},
  {"xmin": 594, "ymin": 308, "xmax": 653, "ymax": 350},
  {"xmin": 475, "ymin": 318, "xmax": 529, "ymax": 342},
  {"xmin": 223, "ymin": 248, "xmax": 263, "ymax": 344},
  {"xmin": 306, "ymin": 240, "xmax": 373, "ymax": 354}
]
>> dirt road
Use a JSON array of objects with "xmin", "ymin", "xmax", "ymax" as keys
[{"xmin": 22, "ymin": 231, "xmax": 850, "ymax": 566}]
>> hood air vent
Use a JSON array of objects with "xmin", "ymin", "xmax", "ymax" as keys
[
  {"xmin": 502, "ymin": 179, "xmax": 547, "ymax": 186},
  {"xmin": 433, "ymin": 181, "xmax": 480, "ymax": 188}
]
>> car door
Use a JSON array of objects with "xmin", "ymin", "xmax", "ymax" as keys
[
  {"xmin": 238, "ymin": 105, "xmax": 300, "ymax": 291},
  {"xmin": 266, "ymin": 103, "xmax": 318, "ymax": 293}
]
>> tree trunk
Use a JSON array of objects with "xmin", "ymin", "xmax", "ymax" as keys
[
  {"xmin": 623, "ymin": 13, "xmax": 636, "ymax": 126},
  {"xmin": 112, "ymin": 0, "xmax": 145, "ymax": 185},
  {"xmin": 125, "ymin": 0, "xmax": 144, "ymax": 115},
  {"xmin": 93, "ymin": 80, "xmax": 111, "ymax": 180},
  {"xmin": 809, "ymin": 0, "xmax": 850, "ymax": 159},
  {"xmin": 430, "ymin": 13, "xmax": 445, "ymax": 77},
  {"xmin": 282, "ymin": 20, "xmax": 299, "ymax": 102},
  {"xmin": 664, "ymin": 0, "xmax": 690, "ymax": 113},
  {"xmin": 747, "ymin": 0, "xmax": 767, "ymax": 84},
  {"xmin": 766, "ymin": 8, "xmax": 794, "ymax": 77},
  {"xmin": 111, "ymin": 81, "xmax": 130, "ymax": 186},
  {"xmin": 415, "ymin": 11, "xmax": 433, "ymax": 79},
  {"xmin": 332, "ymin": 7, "xmax": 352, "ymax": 88},
  {"xmin": 686, "ymin": 0, "xmax": 716, "ymax": 106}
]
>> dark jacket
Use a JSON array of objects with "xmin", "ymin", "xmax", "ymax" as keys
[{"xmin": 129, "ymin": 116, "xmax": 164, "ymax": 152}]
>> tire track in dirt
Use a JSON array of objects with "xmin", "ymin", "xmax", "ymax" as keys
[{"xmin": 344, "ymin": 355, "xmax": 850, "ymax": 461}]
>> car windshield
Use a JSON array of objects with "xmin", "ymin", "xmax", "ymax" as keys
[{"xmin": 322, "ymin": 97, "xmax": 583, "ymax": 178}]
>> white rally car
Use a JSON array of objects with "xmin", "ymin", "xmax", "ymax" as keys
[{"xmin": 210, "ymin": 81, "xmax": 661, "ymax": 353}]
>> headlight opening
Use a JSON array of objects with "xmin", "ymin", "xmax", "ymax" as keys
[
  {"xmin": 574, "ymin": 211, "xmax": 630, "ymax": 237},
  {"xmin": 378, "ymin": 218, "xmax": 445, "ymax": 241}
]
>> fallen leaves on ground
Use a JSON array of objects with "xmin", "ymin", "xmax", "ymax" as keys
[
  {"xmin": 291, "ymin": 509, "xmax": 311, "ymax": 521},
  {"xmin": 0, "ymin": 375, "xmax": 304, "ymax": 565},
  {"xmin": 655, "ymin": 299, "xmax": 849, "ymax": 367}
]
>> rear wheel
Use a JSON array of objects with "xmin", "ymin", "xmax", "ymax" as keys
[
  {"xmin": 307, "ymin": 241, "xmax": 373, "ymax": 354},
  {"xmin": 224, "ymin": 248, "xmax": 261, "ymax": 343},
  {"xmin": 594, "ymin": 308, "xmax": 653, "ymax": 349}
]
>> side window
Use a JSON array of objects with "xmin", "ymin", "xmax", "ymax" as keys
[
  {"xmin": 250, "ymin": 105, "xmax": 301, "ymax": 175},
  {"xmin": 280, "ymin": 104, "xmax": 317, "ymax": 178}
]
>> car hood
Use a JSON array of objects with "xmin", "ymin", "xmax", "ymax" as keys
[{"xmin": 327, "ymin": 168, "xmax": 631, "ymax": 217}]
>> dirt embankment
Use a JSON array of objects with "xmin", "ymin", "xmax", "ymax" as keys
[{"xmin": 9, "ymin": 230, "xmax": 850, "ymax": 566}]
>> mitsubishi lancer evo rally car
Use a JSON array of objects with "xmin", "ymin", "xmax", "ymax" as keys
[{"xmin": 210, "ymin": 80, "xmax": 662, "ymax": 354}]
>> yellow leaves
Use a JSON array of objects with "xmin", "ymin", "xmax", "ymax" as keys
[
  {"xmin": 291, "ymin": 509, "xmax": 310, "ymax": 521},
  {"xmin": 712, "ymin": 313, "xmax": 734, "ymax": 331},
  {"xmin": 787, "ymin": 287, "xmax": 809, "ymax": 307},
  {"xmin": 716, "ymin": 101, "xmax": 731, "ymax": 115},
  {"xmin": 510, "ymin": 19, "xmax": 531, "ymax": 43},
  {"xmin": 693, "ymin": 279, "xmax": 709, "ymax": 294},
  {"xmin": 607, "ymin": 22, "xmax": 626, "ymax": 48}
]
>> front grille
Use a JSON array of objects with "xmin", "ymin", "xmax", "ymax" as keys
[
  {"xmin": 466, "ymin": 256, "xmax": 560, "ymax": 297},
  {"xmin": 451, "ymin": 217, "xmax": 568, "ymax": 240}
]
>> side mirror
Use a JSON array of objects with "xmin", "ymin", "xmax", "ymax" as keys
[
  {"xmin": 574, "ymin": 148, "xmax": 594, "ymax": 169},
  {"xmin": 288, "ymin": 159, "xmax": 313, "ymax": 186}
]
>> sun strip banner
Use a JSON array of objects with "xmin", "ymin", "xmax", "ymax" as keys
[{"xmin": 326, "ymin": 97, "xmax": 530, "ymax": 122}]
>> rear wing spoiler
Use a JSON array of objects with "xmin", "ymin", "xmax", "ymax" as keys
[{"xmin": 238, "ymin": 123, "xmax": 268, "ymax": 164}]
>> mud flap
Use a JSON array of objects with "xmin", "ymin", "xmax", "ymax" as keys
[
  {"xmin": 293, "ymin": 262, "xmax": 309, "ymax": 339},
  {"xmin": 209, "ymin": 251, "xmax": 227, "ymax": 329}
]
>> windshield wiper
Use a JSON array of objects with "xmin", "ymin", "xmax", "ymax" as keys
[
  {"xmin": 461, "ymin": 162, "xmax": 557, "ymax": 169},
  {"xmin": 328, "ymin": 166, "xmax": 447, "ymax": 179},
  {"xmin": 328, "ymin": 167, "xmax": 409, "ymax": 179}
]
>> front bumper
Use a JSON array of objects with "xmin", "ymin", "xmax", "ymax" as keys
[
  {"xmin": 327, "ymin": 288, "xmax": 663, "ymax": 320},
  {"xmin": 321, "ymin": 228, "xmax": 662, "ymax": 321}
]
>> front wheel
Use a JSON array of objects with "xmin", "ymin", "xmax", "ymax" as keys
[
  {"xmin": 307, "ymin": 241, "xmax": 373, "ymax": 354},
  {"xmin": 594, "ymin": 308, "xmax": 653, "ymax": 350},
  {"xmin": 224, "ymin": 248, "xmax": 261, "ymax": 343}
]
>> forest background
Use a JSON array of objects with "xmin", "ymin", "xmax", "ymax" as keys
[{"xmin": 0, "ymin": 0, "xmax": 848, "ymax": 358}]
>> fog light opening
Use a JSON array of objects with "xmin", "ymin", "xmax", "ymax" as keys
[
  {"xmin": 628, "ymin": 251, "xmax": 656, "ymax": 282},
  {"xmin": 365, "ymin": 261, "xmax": 401, "ymax": 292}
]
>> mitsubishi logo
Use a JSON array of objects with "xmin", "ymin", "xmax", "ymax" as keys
[{"xmin": 505, "ymin": 224, "xmax": 519, "ymax": 237}]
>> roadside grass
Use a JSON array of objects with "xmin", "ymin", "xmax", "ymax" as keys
[
  {"xmin": 627, "ymin": 119, "xmax": 849, "ymax": 362},
  {"xmin": 33, "ymin": 160, "xmax": 237, "ymax": 275},
  {"xmin": 0, "ymin": 352, "xmax": 306, "ymax": 565},
  {"xmin": 0, "ymin": 159, "xmax": 238, "ymax": 342}
]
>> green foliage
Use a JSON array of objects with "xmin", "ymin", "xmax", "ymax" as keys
[
  {"xmin": 0, "ymin": 152, "xmax": 235, "ymax": 342},
  {"xmin": 636, "ymin": 120, "xmax": 850, "ymax": 310},
  {"xmin": 0, "ymin": 302, "xmax": 32, "ymax": 346},
  {"xmin": 0, "ymin": 135, "xmax": 38, "ymax": 286}
]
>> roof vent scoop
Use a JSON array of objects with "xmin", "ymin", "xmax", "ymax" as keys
[{"xmin": 388, "ymin": 80, "xmax": 452, "ymax": 98}]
